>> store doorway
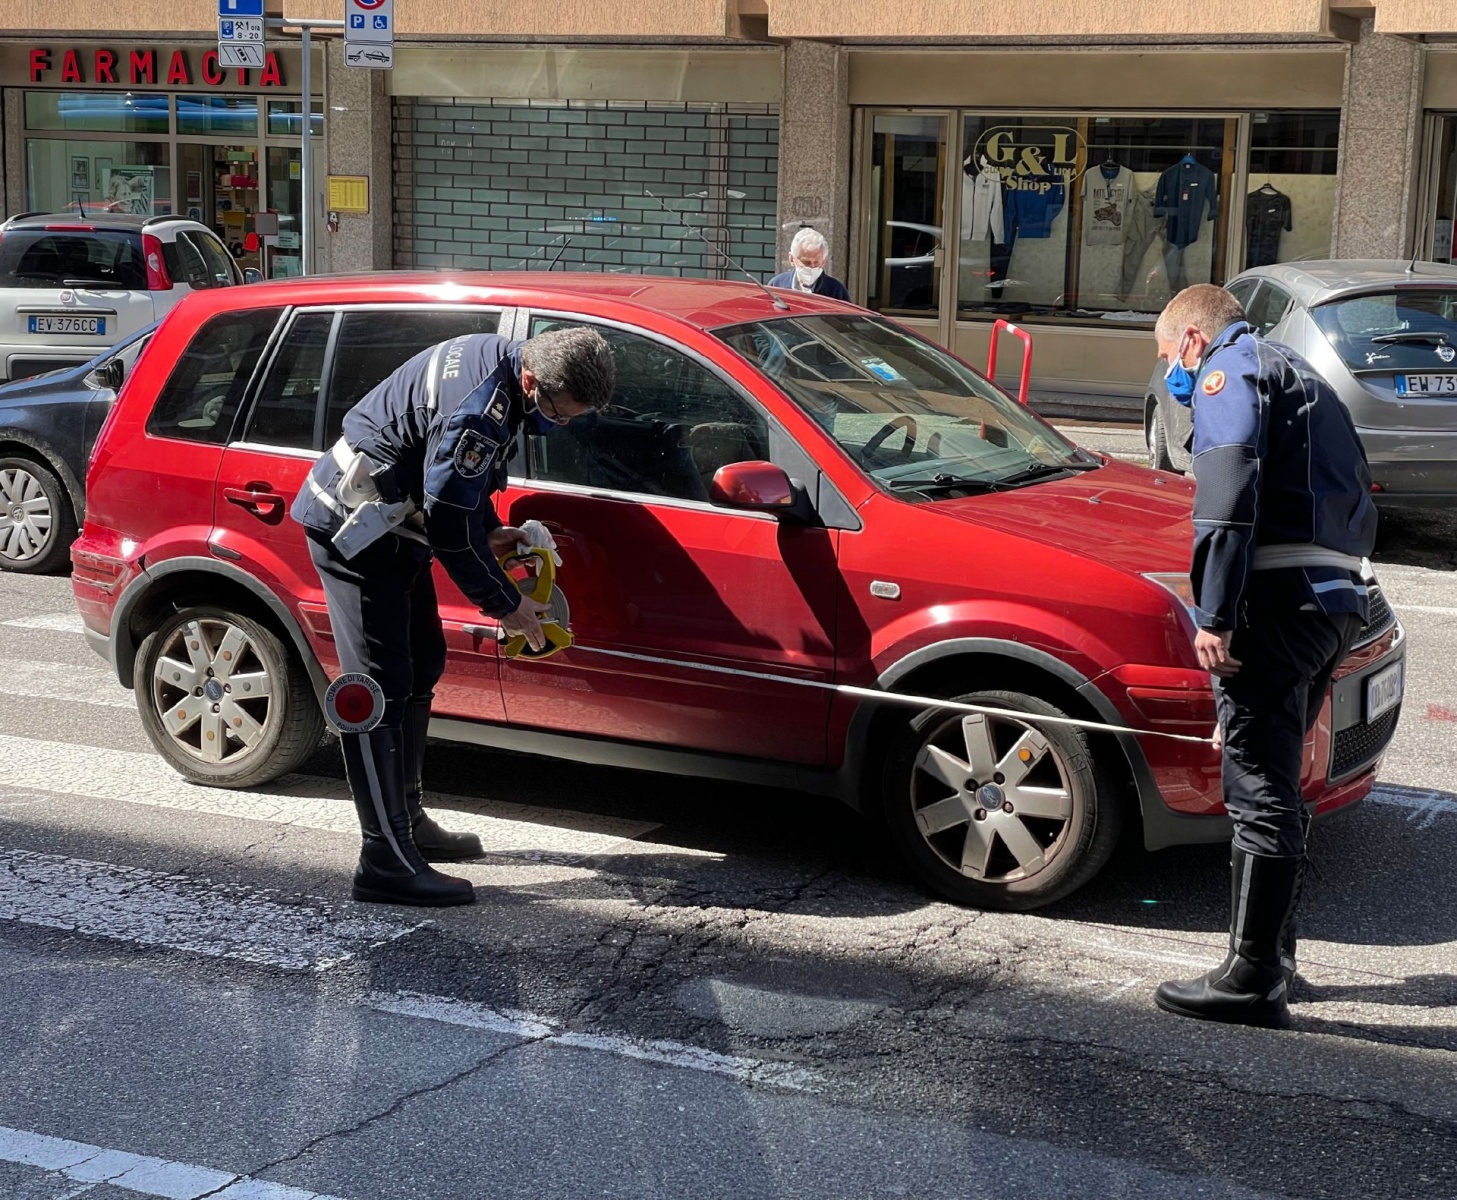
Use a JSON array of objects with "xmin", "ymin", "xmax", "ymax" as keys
[
  {"xmin": 1425, "ymin": 115, "xmax": 1457, "ymax": 265},
  {"xmin": 179, "ymin": 143, "xmax": 263, "ymax": 277}
]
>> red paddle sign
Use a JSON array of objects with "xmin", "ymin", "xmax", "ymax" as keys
[{"xmin": 325, "ymin": 672, "xmax": 385, "ymax": 733}]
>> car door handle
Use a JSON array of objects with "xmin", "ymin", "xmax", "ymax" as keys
[{"xmin": 224, "ymin": 485, "xmax": 285, "ymax": 521}]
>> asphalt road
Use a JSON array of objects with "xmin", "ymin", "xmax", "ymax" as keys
[{"xmin": 0, "ymin": 461, "xmax": 1454, "ymax": 1199}]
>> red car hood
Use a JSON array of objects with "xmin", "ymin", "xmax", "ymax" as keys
[{"xmin": 921, "ymin": 459, "xmax": 1197, "ymax": 576}]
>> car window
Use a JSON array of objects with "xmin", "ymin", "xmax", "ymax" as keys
[
  {"xmin": 246, "ymin": 311, "xmax": 334, "ymax": 449},
  {"xmin": 146, "ymin": 308, "xmax": 283, "ymax": 444},
  {"xmin": 0, "ymin": 229, "xmax": 147, "ymax": 290},
  {"xmin": 190, "ymin": 232, "xmax": 240, "ymax": 287},
  {"xmin": 1227, "ymin": 277, "xmax": 1259, "ymax": 309},
  {"xmin": 526, "ymin": 315, "xmax": 770, "ymax": 502},
  {"xmin": 163, "ymin": 235, "xmax": 212, "ymax": 290},
  {"xmin": 321, "ymin": 308, "xmax": 501, "ymax": 446},
  {"xmin": 1246, "ymin": 283, "xmax": 1293, "ymax": 336}
]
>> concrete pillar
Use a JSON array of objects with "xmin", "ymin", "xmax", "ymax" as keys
[
  {"xmin": 775, "ymin": 40, "xmax": 851, "ymax": 283},
  {"xmin": 1333, "ymin": 19, "xmax": 1425, "ymax": 259},
  {"xmin": 322, "ymin": 39, "xmax": 393, "ymax": 273}
]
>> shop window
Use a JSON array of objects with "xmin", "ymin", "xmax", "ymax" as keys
[
  {"xmin": 322, "ymin": 308, "xmax": 503, "ymax": 446},
  {"xmin": 956, "ymin": 114, "xmax": 1233, "ymax": 327},
  {"xmin": 526, "ymin": 316, "xmax": 769, "ymax": 502},
  {"xmin": 178, "ymin": 95, "xmax": 259, "ymax": 138},
  {"xmin": 26, "ymin": 140, "xmax": 172, "ymax": 216},
  {"xmin": 267, "ymin": 101, "xmax": 323, "ymax": 138},
  {"xmin": 24, "ymin": 91, "xmax": 169, "ymax": 135},
  {"xmin": 866, "ymin": 114, "xmax": 947, "ymax": 319},
  {"xmin": 147, "ymin": 308, "xmax": 283, "ymax": 445},
  {"xmin": 247, "ymin": 312, "xmax": 334, "ymax": 450},
  {"xmin": 1245, "ymin": 111, "xmax": 1340, "ymax": 270}
]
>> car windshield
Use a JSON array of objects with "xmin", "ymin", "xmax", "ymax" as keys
[
  {"xmin": 716, "ymin": 313, "xmax": 1091, "ymax": 493},
  {"xmin": 1311, "ymin": 289, "xmax": 1457, "ymax": 372},
  {"xmin": 0, "ymin": 229, "xmax": 147, "ymax": 290}
]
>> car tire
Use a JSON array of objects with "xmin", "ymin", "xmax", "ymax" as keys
[
  {"xmin": 881, "ymin": 690, "xmax": 1123, "ymax": 911},
  {"xmin": 1146, "ymin": 405, "xmax": 1176, "ymax": 472},
  {"xmin": 0, "ymin": 455, "xmax": 76, "ymax": 575},
  {"xmin": 134, "ymin": 604, "xmax": 325, "ymax": 789}
]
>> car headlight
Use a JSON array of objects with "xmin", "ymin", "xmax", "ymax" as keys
[{"xmin": 1143, "ymin": 572, "xmax": 1198, "ymax": 630}]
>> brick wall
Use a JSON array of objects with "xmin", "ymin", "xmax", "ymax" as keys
[{"xmin": 394, "ymin": 98, "xmax": 780, "ymax": 279}]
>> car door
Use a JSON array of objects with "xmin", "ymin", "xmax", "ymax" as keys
[
  {"xmin": 212, "ymin": 303, "xmax": 508, "ymax": 718},
  {"xmin": 497, "ymin": 313, "xmax": 839, "ymax": 765}
]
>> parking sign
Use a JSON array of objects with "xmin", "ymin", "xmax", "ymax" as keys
[
  {"xmin": 219, "ymin": 0, "xmax": 266, "ymax": 68},
  {"xmin": 345, "ymin": 0, "xmax": 394, "ymax": 69}
]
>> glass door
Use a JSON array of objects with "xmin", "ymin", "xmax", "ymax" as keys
[
  {"xmin": 264, "ymin": 146, "xmax": 304, "ymax": 278},
  {"xmin": 864, "ymin": 114, "xmax": 949, "ymax": 329},
  {"xmin": 1425, "ymin": 115, "xmax": 1457, "ymax": 265},
  {"xmin": 179, "ymin": 142, "xmax": 263, "ymax": 276}
]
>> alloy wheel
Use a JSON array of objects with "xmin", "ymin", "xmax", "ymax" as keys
[
  {"xmin": 0, "ymin": 467, "xmax": 54, "ymax": 564},
  {"xmin": 909, "ymin": 712, "xmax": 1075, "ymax": 883},
  {"xmin": 149, "ymin": 617, "xmax": 276, "ymax": 766}
]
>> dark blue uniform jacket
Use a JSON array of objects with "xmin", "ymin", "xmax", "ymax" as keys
[
  {"xmin": 290, "ymin": 333, "xmax": 527, "ymax": 618},
  {"xmin": 1190, "ymin": 320, "xmax": 1378, "ymax": 631},
  {"xmin": 767, "ymin": 270, "xmax": 852, "ymax": 303}
]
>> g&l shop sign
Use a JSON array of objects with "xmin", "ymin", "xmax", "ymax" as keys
[
  {"xmin": 973, "ymin": 125, "xmax": 1088, "ymax": 193},
  {"xmin": 21, "ymin": 44, "xmax": 289, "ymax": 91}
]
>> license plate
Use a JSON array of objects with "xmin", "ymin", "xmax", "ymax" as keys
[
  {"xmin": 1366, "ymin": 661, "xmax": 1404, "ymax": 721},
  {"xmin": 1395, "ymin": 373, "xmax": 1457, "ymax": 397},
  {"xmin": 28, "ymin": 316, "xmax": 105, "ymax": 335}
]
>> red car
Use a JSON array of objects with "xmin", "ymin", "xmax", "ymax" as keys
[{"xmin": 71, "ymin": 275, "xmax": 1406, "ymax": 909}]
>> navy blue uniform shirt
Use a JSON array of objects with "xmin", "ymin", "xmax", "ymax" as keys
[
  {"xmin": 291, "ymin": 333, "xmax": 531, "ymax": 618},
  {"xmin": 1189, "ymin": 321, "xmax": 1378, "ymax": 631},
  {"xmin": 767, "ymin": 270, "xmax": 852, "ymax": 303}
]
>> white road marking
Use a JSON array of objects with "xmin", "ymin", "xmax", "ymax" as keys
[
  {"xmin": 0, "ymin": 733, "xmax": 666, "ymax": 864},
  {"xmin": 368, "ymin": 990, "xmax": 820, "ymax": 1091},
  {"xmin": 1368, "ymin": 784, "xmax": 1457, "ymax": 829},
  {"xmin": 0, "ymin": 849, "xmax": 421, "ymax": 972},
  {"xmin": 0, "ymin": 658, "xmax": 132, "ymax": 709},
  {"xmin": 0, "ymin": 1123, "xmax": 348, "ymax": 1200},
  {"xmin": 1, "ymin": 611, "xmax": 86, "ymax": 632},
  {"xmin": 1389, "ymin": 603, "xmax": 1457, "ymax": 617}
]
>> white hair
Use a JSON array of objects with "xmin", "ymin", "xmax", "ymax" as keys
[{"xmin": 789, "ymin": 227, "xmax": 829, "ymax": 263}]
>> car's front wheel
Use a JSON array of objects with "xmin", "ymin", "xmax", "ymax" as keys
[
  {"xmin": 881, "ymin": 690, "xmax": 1123, "ymax": 910},
  {"xmin": 134, "ymin": 605, "xmax": 324, "ymax": 788},
  {"xmin": 0, "ymin": 456, "xmax": 76, "ymax": 574}
]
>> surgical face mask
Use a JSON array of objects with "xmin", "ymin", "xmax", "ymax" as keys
[
  {"xmin": 526, "ymin": 390, "xmax": 570, "ymax": 434},
  {"xmin": 1163, "ymin": 337, "xmax": 1196, "ymax": 408},
  {"xmin": 794, "ymin": 264, "xmax": 824, "ymax": 289}
]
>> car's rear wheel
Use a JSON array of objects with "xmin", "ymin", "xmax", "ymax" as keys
[
  {"xmin": 881, "ymin": 690, "xmax": 1123, "ymax": 910},
  {"xmin": 1146, "ymin": 405, "xmax": 1175, "ymax": 472},
  {"xmin": 0, "ymin": 456, "xmax": 76, "ymax": 575},
  {"xmin": 134, "ymin": 605, "xmax": 324, "ymax": 788}
]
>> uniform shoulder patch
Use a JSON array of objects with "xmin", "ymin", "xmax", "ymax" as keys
[
  {"xmin": 1201, "ymin": 370, "xmax": 1226, "ymax": 396},
  {"xmin": 487, "ymin": 395, "xmax": 507, "ymax": 423},
  {"xmin": 454, "ymin": 428, "xmax": 498, "ymax": 478}
]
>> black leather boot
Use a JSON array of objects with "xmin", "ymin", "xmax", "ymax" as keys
[
  {"xmin": 1155, "ymin": 845, "xmax": 1300, "ymax": 1029},
  {"xmin": 403, "ymin": 697, "xmax": 484, "ymax": 862},
  {"xmin": 1279, "ymin": 808, "xmax": 1315, "ymax": 996},
  {"xmin": 342, "ymin": 725, "xmax": 475, "ymax": 907}
]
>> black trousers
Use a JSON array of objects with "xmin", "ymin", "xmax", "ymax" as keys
[
  {"xmin": 1216, "ymin": 574, "xmax": 1362, "ymax": 857},
  {"xmin": 306, "ymin": 529, "xmax": 448, "ymax": 728}
]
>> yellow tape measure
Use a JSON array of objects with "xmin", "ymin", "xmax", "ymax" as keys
[{"xmin": 497, "ymin": 546, "xmax": 575, "ymax": 660}]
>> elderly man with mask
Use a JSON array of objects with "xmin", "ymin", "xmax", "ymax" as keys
[{"xmin": 769, "ymin": 226, "xmax": 852, "ymax": 302}]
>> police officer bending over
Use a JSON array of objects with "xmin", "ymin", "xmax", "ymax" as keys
[
  {"xmin": 291, "ymin": 327, "xmax": 616, "ymax": 907},
  {"xmin": 1152, "ymin": 284, "xmax": 1377, "ymax": 1029}
]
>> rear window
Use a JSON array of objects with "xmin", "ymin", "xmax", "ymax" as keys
[
  {"xmin": 0, "ymin": 229, "xmax": 147, "ymax": 289},
  {"xmin": 146, "ymin": 308, "xmax": 283, "ymax": 444},
  {"xmin": 1312, "ymin": 289, "xmax": 1457, "ymax": 371}
]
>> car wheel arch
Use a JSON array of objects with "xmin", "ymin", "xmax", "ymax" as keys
[
  {"xmin": 0, "ymin": 430, "xmax": 84, "ymax": 522},
  {"xmin": 111, "ymin": 556, "xmax": 330, "ymax": 704}
]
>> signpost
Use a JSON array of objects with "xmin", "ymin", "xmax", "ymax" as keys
[
  {"xmin": 218, "ymin": 0, "xmax": 267, "ymax": 68},
  {"xmin": 344, "ymin": 0, "xmax": 394, "ymax": 70}
]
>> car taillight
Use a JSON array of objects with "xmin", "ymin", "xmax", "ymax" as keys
[{"xmin": 143, "ymin": 233, "xmax": 172, "ymax": 291}]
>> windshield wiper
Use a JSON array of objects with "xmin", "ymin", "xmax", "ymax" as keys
[
  {"xmin": 886, "ymin": 473, "xmax": 997, "ymax": 494},
  {"xmin": 994, "ymin": 461, "xmax": 1099, "ymax": 488},
  {"xmin": 1369, "ymin": 331, "xmax": 1452, "ymax": 345}
]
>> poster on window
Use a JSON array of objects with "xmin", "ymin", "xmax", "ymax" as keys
[{"xmin": 102, "ymin": 166, "xmax": 156, "ymax": 216}]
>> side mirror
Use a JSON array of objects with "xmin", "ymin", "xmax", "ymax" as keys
[
  {"xmin": 243, "ymin": 267, "xmax": 263, "ymax": 285},
  {"xmin": 709, "ymin": 460, "xmax": 796, "ymax": 511},
  {"xmin": 85, "ymin": 358, "xmax": 126, "ymax": 392}
]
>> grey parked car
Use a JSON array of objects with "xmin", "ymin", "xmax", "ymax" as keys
[{"xmin": 1144, "ymin": 259, "xmax": 1457, "ymax": 505}]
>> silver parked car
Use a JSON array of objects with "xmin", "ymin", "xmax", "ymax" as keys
[{"xmin": 1144, "ymin": 260, "xmax": 1457, "ymax": 505}]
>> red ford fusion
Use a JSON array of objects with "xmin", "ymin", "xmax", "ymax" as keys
[{"xmin": 70, "ymin": 274, "xmax": 1405, "ymax": 909}]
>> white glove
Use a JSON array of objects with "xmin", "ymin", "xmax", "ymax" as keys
[{"xmin": 516, "ymin": 519, "xmax": 562, "ymax": 567}]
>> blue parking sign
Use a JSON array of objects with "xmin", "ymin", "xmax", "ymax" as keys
[
  {"xmin": 218, "ymin": 0, "xmax": 265, "ymax": 15},
  {"xmin": 350, "ymin": 13, "xmax": 364, "ymax": 25}
]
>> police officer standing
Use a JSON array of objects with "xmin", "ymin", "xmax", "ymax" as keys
[
  {"xmin": 1151, "ymin": 284, "xmax": 1377, "ymax": 1029},
  {"xmin": 291, "ymin": 327, "xmax": 616, "ymax": 907}
]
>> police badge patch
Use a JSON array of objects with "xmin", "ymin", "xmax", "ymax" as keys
[{"xmin": 453, "ymin": 429, "xmax": 498, "ymax": 478}]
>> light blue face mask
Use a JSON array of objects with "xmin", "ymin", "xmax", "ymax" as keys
[{"xmin": 1164, "ymin": 339, "xmax": 1196, "ymax": 408}]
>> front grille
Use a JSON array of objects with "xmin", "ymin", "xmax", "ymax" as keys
[
  {"xmin": 1355, "ymin": 584, "xmax": 1396, "ymax": 648},
  {"xmin": 1331, "ymin": 705, "xmax": 1401, "ymax": 779}
]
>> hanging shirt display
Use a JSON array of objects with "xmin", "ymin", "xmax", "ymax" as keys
[
  {"xmin": 1155, "ymin": 158, "xmax": 1219, "ymax": 248},
  {"xmin": 1082, "ymin": 163, "xmax": 1135, "ymax": 246},
  {"xmin": 961, "ymin": 164, "xmax": 1006, "ymax": 244},
  {"xmin": 1245, "ymin": 188, "xmax": 1293, "ymax": 268},
  {"xmin": 1004, "ymin": 175, "xmax": 1065, "ymax": 240}
]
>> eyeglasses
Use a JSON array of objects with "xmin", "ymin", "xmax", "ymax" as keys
[{"xmin": 535, "ymin": 391, "xmax": 574, "ymax": 426}]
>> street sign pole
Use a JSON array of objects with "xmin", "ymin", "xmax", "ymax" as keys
[{"xmin": 300, "ymin": 24, "xmax": 313, "ymax": 276}]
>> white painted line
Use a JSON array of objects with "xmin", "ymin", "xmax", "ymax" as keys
[
  {"xmin": 0, "ymin": 1124, "xmax": 350, "ymax": 1200},
  {"xmin": 1368, "ymin": 784, "xmax": 1457, "ymax": 829},
  {"xmin": 0, "ymin": 658, "xmax": 132, "ymax": 709},
  {"xmin": 1389, "ymin": 603, "xmax": 1457, "ymax": 617},
  {"xmin": 0, "ymin": 849, "xmax": 421, "ymax": 972},
  {"xmin": 0, "ymin": 733, "xmax": 668, "ymax": 865},
  {"xmin": 1, "ymin": 611, "xmax": 86, "ymax": 632},
  {"xmin": 367, "ymin": 990, "xmax": 820, "ymax": 1091}
]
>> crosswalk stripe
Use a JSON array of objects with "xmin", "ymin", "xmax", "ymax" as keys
[
  {"xmin": 0, "ymin": 732, "xmax": 663, "ymax": 863},
  {"xmin": 0, "ymin": 849, "xmax": 421, "ymax": 971},
  {"xmin": 0, "ymin": 1124, "xmax": 349, "ymax": 1200},
  {"xmin": 1, "ymin": 611, "xmax": 86, "ymax": 632},
  {"xmin": 0, "ymin": 657, "xmax": 132, "ymax": 709}
]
